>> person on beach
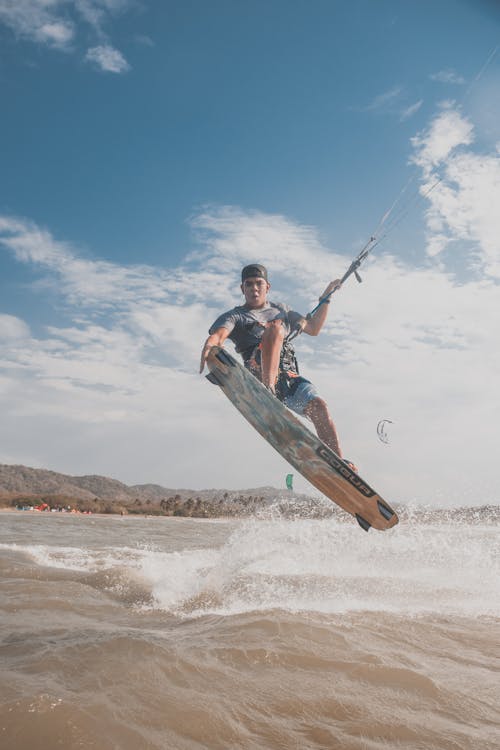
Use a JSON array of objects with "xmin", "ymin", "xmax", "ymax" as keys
[{"xmin": 200, "ymin": 263, "xmax": 355, "ymax": 467}]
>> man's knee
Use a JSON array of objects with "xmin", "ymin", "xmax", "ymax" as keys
[{"xmin": 262, "ymin": 320, "xmax": 285, "ymax": 343}]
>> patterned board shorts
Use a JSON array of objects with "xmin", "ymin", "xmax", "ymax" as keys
[{"xmin": 280, "ymin": 376, "xmax": 319, "ymax": 416}]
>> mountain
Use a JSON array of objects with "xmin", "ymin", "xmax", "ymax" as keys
[
  {"xmin": 0, "ymin": 464, "xmax": 132, "ymax": 501},
  {"xmin": 1, "ymin": 463, "xmax": 497, "ymax": 522},
  {"xmin": 0, "ymin": 464, "xmax": 293, "ymax": 504}
]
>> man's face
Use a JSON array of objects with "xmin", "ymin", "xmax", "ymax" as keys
[{"xmin": 241, "ymin": 276, "xmax": 270, "ymax": 308}]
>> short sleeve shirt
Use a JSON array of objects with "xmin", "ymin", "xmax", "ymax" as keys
[{"xmin": 209, "ymin": 302, "xmax": 303, "ymax": 356}]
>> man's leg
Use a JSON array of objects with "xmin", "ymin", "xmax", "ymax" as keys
[
  {"xmin": 260, "ymin": 320, "xmax": 284, "ymax": 390},
  {"xmin": 304, "ymin": 397, "xmax": 342, "ymax": 456},
  {"xmin": 304, "ymin": 397, "xmax": 358, "ymax": 470}
]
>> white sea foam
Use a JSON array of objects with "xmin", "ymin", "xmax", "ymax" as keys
[
  {"xmin": 141, "ymin": 518, "xmax": 500, "ymax": 618},
  {"xmin": 0, "ymin": 542, "xmax": 145, "ymax": 572},
  {"xmin": 3, "ymin": 517, "xmax": 498, "ymax": 617}
]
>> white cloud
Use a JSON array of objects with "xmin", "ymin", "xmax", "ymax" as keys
[
  {"xmin": 0, "ymin": 215, "xmax": 73, "ymax": 266},
  {"xmin": 430, "ymin": 69, "xmax": 466, "ymax": 85},
  {"xmin": 400, "ymin": 99, "xmax": 423, "ymax": 121},
  {"xmin": 0, "ymin": 1, "xmax": 75, "ymax": 49},
  {"xmin": 361, "ymin": 89, "xmax": 423, "ymax": 124},
  {"xmin": 134, "ymin": 33, "xmax": 154, "ymax": 47},
  {"xmin": 85, "ymin": 43, "xmax": 129, "ymax": 73},
  {"xmin": 0, "ymin": 214, "xmax": 184, "ymax": 308},
  {"xmin": 362, "ymin": 86, "xmax": 403, "ymax": 112},
  {"xmin": 410, "ymin": 107, "xmax": 500, "ymax": 278},
  {"xmin": 37, "ymin": 20, "xmax": 74, "ymax": 47},
  {"xmin": 0, "ymin": 0, "xmax": 131, "ymax": 71},
  {"xmin": 1, "ymin": 197, "xmax": 499, "ymax": 503},
  {"xmin": 74, "ymin": 0, "xmax": 107, "ymax": 30},
  {"xmin": 0, "ymin": 314, "xmax": 30, "ymax": 340},
  {"xmin": 411, "ymin": 106, "xmax": 474, "ymax": 175}
]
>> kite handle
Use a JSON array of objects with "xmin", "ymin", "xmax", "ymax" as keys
[{"xmin": 287, "ymin": 237, "xmax": 376, "ymax": 342}]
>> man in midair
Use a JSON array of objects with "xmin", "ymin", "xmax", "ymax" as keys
[{"xmin": 200, "ymin": 264, "xmax": 354, "ymax": 466}]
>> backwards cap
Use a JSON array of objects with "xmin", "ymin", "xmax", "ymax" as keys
[{"xmin": 241, "ymin": 264, "xmax": 268, "ymax": 282}]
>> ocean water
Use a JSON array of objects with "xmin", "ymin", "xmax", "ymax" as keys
[{"xmin": 0, "ymin": 509, "xmax": 499, "ymax": 749}]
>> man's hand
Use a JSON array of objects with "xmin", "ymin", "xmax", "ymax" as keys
[
  {"xmin": 319, "ymin": 279, "xmax": 342, "ymax": 302},
  {"xmin": 303, "ymin": 279, "xmax": 343, "ymax": 336},
  {"xmin": 199, "ymin": 327, "xmax": 230, "ymax": 373},
  {"xmin": 199, "ymin": 341, "xmax": 213, "ymax": 373}
]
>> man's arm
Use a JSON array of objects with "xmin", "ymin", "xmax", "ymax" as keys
[
  {"xmin": 199, "ymin": 327, "xmax": 231, "ymax": 373},
  {"xmin": 302, "ymin": 279, "xmax": 342, "ymax": 336}
]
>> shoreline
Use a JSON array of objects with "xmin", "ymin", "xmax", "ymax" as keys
[{"xmin": 0, "ymin": 507, "xmax": 213, "ymax": 519}]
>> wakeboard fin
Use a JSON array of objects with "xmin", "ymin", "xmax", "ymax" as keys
[
  {"xmin": 206, "ymin": 371, "xmax": 223, "ymax": 386},
  {"xmin": 356, "ymin": 514, "xmax": 371, "ymax": 532},
  {"xmin": 377, "ymin": 500, "xmax": 395, "ymax": 521}
]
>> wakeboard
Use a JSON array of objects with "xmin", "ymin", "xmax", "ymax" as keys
[{"xmin": 206, "ymin": 346, "xmax": 398, "ymax": 532}]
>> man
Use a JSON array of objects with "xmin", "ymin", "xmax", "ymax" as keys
[{"xmin": 200, "ymin": 263, "xmax": 354, "ymax": 465}]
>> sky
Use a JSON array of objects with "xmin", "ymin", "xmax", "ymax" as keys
[{"xmin": 1, "ymin": 0, "xmax": 499, "ymax": 506}]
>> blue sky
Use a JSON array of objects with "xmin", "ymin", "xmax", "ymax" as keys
[{"xmin": 1, "ymin": 1, "xmax": 499, "ymax": 505}]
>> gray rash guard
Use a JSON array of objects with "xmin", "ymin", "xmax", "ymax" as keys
[{"xmin": 209, "ymin": 302, "xmax": 303, "ymax": 359}]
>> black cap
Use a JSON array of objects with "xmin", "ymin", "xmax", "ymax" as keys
[{"xmin": 241, "ymin": 264, "xmax": 268, "ymax": 282}]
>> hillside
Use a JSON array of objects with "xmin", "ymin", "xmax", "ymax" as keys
[
  {"xmin": 1, "ymin": 464, "xmax": 497, "ymax": 523},
  {"xmin": 0, "ymin": 464, "xmax": 133, "ymax": 501},
  {"xmin": 0, "ymin": 464, "xmax": 316, "ymax": 517}
]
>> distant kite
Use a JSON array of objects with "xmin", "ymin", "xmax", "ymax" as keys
[{"xmin": 377, "ymin": 419, "xmax": 393, "ymax": 445}]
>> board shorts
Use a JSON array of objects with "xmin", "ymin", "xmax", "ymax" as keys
[{"xmin": 279, "ymin": 376, "xmax": 319, "ymax": 416}]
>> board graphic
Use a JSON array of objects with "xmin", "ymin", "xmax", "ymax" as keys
[{"xmin": 206, "ymin": 346, "xmax": 398, "ymax": 531}]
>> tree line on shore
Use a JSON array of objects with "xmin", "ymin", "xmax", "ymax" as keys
[
  {"xmin": 1, "ymin": 491, "xmax": 337, "ymax": 519},
  {"xmin": 1, "ymin": 492, "xmax": 270, "ymax": 517}
]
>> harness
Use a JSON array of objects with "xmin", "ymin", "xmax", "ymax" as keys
[{"xmin": 242, "ymin": 333, "xmax": 301, "ymax": 402}]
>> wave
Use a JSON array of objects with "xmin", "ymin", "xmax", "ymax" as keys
[
  {"xmin": 2, "ymin": 513, "xmax": 498, "ymax": 618},
  {"xmin": 1, "ymin": 513, "xmax": 499, "ymax": 750}
]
